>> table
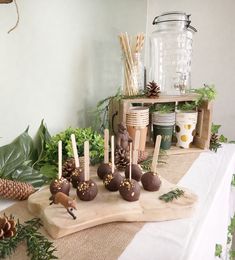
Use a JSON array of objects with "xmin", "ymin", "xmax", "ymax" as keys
[
  {"xmin": 119, "ymin": 144, "xmax": 235, "ymax": 260},
  {"xmin": 1, "ymin": 144, "xmax": 235, "ymax": 260}
]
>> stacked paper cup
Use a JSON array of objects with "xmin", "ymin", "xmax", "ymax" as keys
[
  {"xmin": 126, "ymin": 107, "xmax": 149, "ymax": 152},
  {"xmin": 152, "ymin": 112, "xmax": 175, "ymax": 150}
]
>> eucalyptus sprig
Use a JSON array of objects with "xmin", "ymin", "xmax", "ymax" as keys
[
  {"xmin": 0, "ymin": 217, "xmax": 57, "ymax": 260},
  {"xmin": 159, "ymin": 188, "xmax": 184, "ymax": 202}
]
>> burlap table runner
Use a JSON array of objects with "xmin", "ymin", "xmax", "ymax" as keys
[{"xmin": 1, "ymin": 152, "xmax": 200, "ymax": 260}]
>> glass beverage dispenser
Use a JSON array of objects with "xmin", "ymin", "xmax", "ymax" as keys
[{"xmin": 150, "ymin": 12, "xmax": 197, "ymax": 95}]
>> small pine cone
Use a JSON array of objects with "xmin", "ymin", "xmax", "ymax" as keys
[
  {"xmin": 146, "ymin": 81, "xmax": 160, "ymax": 98},
  {"xmin": 115, "ymin": 147, "xmax": 130, "ymax": 170},
  {"xmin": 0, "ymin": 178, "xmax": 35, "ymax": 200},
  {"xmin": 0, "ymin": 214, "xmax": 17, "ymax": 240},
  {"xmin": 62, "ymin": 158, "xmax": 75, "ymax": 181}
]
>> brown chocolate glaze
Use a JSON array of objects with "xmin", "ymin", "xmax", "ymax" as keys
[
  {"xmin": 103, "ymin": 170, "xmax": 124, "ymax": 192},
  {"xmin": 71, "ymin": 168, "xmax": 84, "ymax": 188},
  {"xmin": 124, "ymin": 164, "xmax": 143, "ymax": 182},
  {"xmin": 97, "ymin": 163, "xmax": 112, "ymax": 179},
  {"xmin": 50, "ymin": 177, "xmax": 70, "ymax": 196},
  {"xmin": 141, "ymin": 172, "xmax": 161, "ymax": 191},
  {"xmin": 119, "ymin": 178, "xmax": 141, "ymax": 202},
  {"xmin": 77, "ymin": 179, "xmax": 98, "ymax": 201}
]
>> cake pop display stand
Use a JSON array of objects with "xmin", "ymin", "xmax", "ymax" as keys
[{"xmin": 28, "ymin": 168, "xmax": 197, "ymax": 239}]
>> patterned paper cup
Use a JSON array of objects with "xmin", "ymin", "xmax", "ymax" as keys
[{"xmin": 175, "ymin": 111, "xmax": 198, "ymax": 148}]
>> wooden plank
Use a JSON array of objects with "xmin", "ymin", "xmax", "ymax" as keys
[{"xmin": 28, "ymin": 167, "xmax": 197, "ymax": 239}]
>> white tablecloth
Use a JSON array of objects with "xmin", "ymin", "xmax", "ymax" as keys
[{"xmin": 120, "ymin": 144, "xmax": 235, "ymax": 260}]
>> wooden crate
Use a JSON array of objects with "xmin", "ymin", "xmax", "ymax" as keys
[{"xmin": 108, "ymin": 94, "xmax": 213, "ymax": 154}]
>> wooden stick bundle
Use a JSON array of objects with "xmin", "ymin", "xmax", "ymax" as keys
[{"xmin": 119, "ymin": 32, "xmax": 145, "ymax": 96}]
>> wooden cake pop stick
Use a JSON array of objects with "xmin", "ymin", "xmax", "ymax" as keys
[
  {"xmin": 111, "ymin": 135, "xmax": 115, "ymax": 174},
  {"xmin": 133, "ymin": 130, "xmax": 140, "ymax": 164},
  {"xmin": 104, "ymin": 129, "xmax": 109, "ymax": 164},
  {"xmin": 58, "ymin": 140, "xmax": 62, "ymax": 179},
  {"xmin": 71, "ymin": 134, "xmax": 80, "ymax": 168},
  {"xmin": 84, "ymin": 141, "xmax": 90, "ymax": 181},
  {"xmin": 129, "ymin": 142, "xmax": 132, "ymax": 180},
  {"xmin": 151, "ymin": 135, "xmax": 162, "ymax": 173}
]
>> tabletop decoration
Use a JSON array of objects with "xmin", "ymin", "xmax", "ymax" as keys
[
  {"xmin": 141, "ymin": 135, "xmax": 162, "ymax": 191},
  {"xmin": 103, "ymin": 136, "xmax": 123, "ymax": 191},
  {"xmin": 76, "ymin": 141, "xmax": 98, "ymax": 201},
  {"xmin": 0, "ymin": 217, "xmax": 57, "ymax": 260},
  {"xmin": 146, "ymin": 81, "xmax": 160, "ymax": 98},
  {"xmin": 119, "ymin": 142, "xmax": 141, "ymax": 202},
  {"xmin": 159, "ymin": 188, "xmax": 185, "ymax": 203},
  {"xmin": 70, "ymin": 134, "xmax": 84, "ymax": 188}
]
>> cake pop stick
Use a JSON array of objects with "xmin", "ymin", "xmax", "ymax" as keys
[
  {"xmin": 129, "ymin": 142, "xmax": 132, "ymax": 180},
  {"xmin": 151, "ymin": 135, "xmax": 162, "ymax": 173},
  {"xmin": 84, "ymin": 141, "xmax": 90, "ymax": 181},
  {"xmin": 71, "ymin": 134, "xmax": 80, "ymax": 168},
  {"xmin": 58, "ymin": 140, "xmax": 62, "ymax": 179},
  {"xmin": 133, "ymin": 130, "xmax": 140, "ymax": 164},
  {"xmin": 111, "ymin": 135, "xmax": 115, "ymax": 174},
  {"xmin": 104, "ymin": 129, "xmax": 109, "ymax": 164}
]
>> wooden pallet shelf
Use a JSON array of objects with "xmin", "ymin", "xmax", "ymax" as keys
[{"xmin": 109, "ymin": 94, "xmax": 213, "ymax": 154}]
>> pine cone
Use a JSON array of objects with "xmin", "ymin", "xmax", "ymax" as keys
[
  {"xmin": 0, "ymin": 214, "xmax": 17, "ymax": 239},
  {"xmin": 62, "ymin": 158, "xmax": 75, "ymax": 181},
  {"xmin": 115, "ymin": 147, "xmax": 130, "ymax": 170},
  {"xmin": 210, "ymin": 133, "xmax": 221, "ymax": 152},
  {"xmin": 0, "ymin": 179, "xmax": 35, "ymax": 200},
  {"xmin": 146, "ymin": 81, "xmax": 160, "ymax": 98}
]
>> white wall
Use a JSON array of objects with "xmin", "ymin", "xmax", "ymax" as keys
[
  {"xmin": 0, "ymin": 0, "xmax": 147, "ymax": 145},
  {"xmin": 146, "ymin": 0, "xmax": 235, "ymax": 140}
]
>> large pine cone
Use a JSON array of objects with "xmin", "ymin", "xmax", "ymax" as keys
[
  {"xmin": 146, "ymin": 81, "xmax": 160, "ymax": 98},
  {"xmin": 115, "ymin": 147, "xmax": 130, "ymax": 171},
  {"xmin": 0, "ymin": 179, "xmax": 35, "ymax": 200},
  {"xmin": 62, "ymin": 158, "xmax": 75, "ymax": 181},
  {"xmin": 0, "ymin": 214, "xmax": 17, "ymax": 239}
]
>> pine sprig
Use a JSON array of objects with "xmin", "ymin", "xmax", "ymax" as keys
[
  {"xmin": 0, "ymin": 217, "xmax": 57, "ymax": 260},
  {"xmin": 159, "ymin": 188, "xmax": 184, "ymax": 202}
]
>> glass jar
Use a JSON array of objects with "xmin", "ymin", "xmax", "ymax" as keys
[{"xmin": 150, "ymin": 12, "xmax": 197, "ymax": 95}]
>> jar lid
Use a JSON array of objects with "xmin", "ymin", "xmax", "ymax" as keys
[{"xmin": 153, "ymin": 11, "xmax": 197, "ymax": 32}]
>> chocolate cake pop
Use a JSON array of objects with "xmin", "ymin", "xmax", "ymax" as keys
[
  {"xmin": 119, "ymin": 178, "xmax": 141, "ymax": 201},
  {"xmin": 124, "ymin": 164, "xmax": 142, "ymax": 182},
  {"xmin": 97, "ymin": 129, "xmax": 112, "ymax": 179},
  {"xmin": 97, "ymin": 163, "xmax": 112, "ymax": 179},
  {"xmin": 141, "ymin": 172, "xmax": 161, "ymax": 191},
  {"xmin": 50, "ymin": 177, "xmax": 70, "ymax": 196},
  {"xmin": 50, "ymin": 141, "xmax": 70, "ymax": 196},
  {"xmin": 71, "ymin": 168, "xmax": 84, "ymax": 188},
  {"xmin": 77, "ymin": 179, "xmax": 98, "ymax": 201},
  {"xmin": 70, "ymin": 134, "xmax": 85, "ymax": 188},
  {"xmin": 77, "ymin": 140, "xmax": 98, "ymax": 201},
  {"xmin": 103, "ymin": 170, "xmax": 124, "ymax": 191},
  {"xmin": 141, "ymin": 135, "xmax": 162, "ymax": 192}
]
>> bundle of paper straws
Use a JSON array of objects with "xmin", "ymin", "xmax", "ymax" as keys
[{"xmin": 119, "ymin": 32, "xmax": 145, "ymax": 96}]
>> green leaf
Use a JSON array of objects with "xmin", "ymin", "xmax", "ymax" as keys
[
  {"xmin": 219, "ymin": 134, "xmax": 228, "ymax": 143},
  {"xmin": 39, "ymin": 164, "xmax": 57, "ymax": 179},
  {"xmin": 33, "ymin": 120, "xmax": 51, "ymax": 166},
  {"xmin": 211, "ymin": 124, "xmax": 221, "ymax": 134},
  {"xmin": 231, "ymin": 175, "xmax": 235, "ymax": 187},
  {"xmin": 215, "ymin": 244, "xmax": 222, "ymax": 257},
  {"xmin": 0, "ymin": 128, "xmax": 34, "ymax": 178}
]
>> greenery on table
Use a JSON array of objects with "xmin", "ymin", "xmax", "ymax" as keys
[
  {"xmin": 193, "ymin": 84, "xmax": 217, "ymax": 105},
  {"xmin": 140, "ymin": 150, "xmax": 167, "ymax": 171},
  {"xmin": 215, "ymin": 244, "xmax": 223, "ymax": 257},
  {"xmin": 159, "ymin": 188, "xmax": 184, "ymax": 202},
  {"xmin": 231, "ymin": 175, "xmax": 235, "ymax": 187},
  {"xmin": 45, "ymin": 127, "xmax": 104, "ymax": 165},
  {"xmin": 215, "ymin": 199, "xmax": 235, "ymax": 259},
  {"xmin": 210, "ymin": 124, "xmax": 235, "ymax": 152},
  {"xmin": 0, "ymin": 217, "xmax": 57, "ymax": 260}
]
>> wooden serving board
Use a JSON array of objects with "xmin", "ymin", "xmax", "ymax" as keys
[{"xmin": 28, "ymin": 171, "xmax": 197, "ymax": 239}]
